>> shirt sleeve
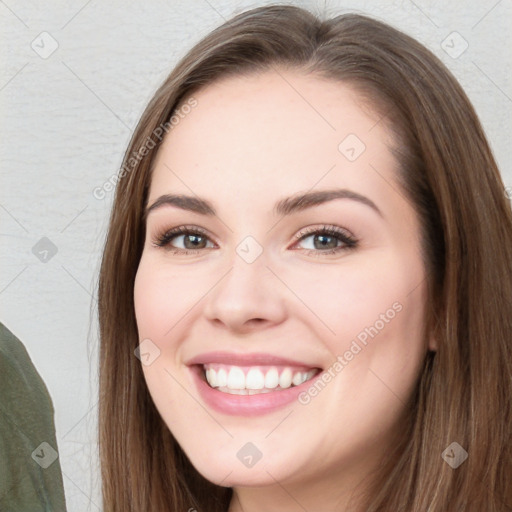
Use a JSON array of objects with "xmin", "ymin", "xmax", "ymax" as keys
[{"xmin": 0, "ymin": 321, "xmax": 67, "ymax": 511}]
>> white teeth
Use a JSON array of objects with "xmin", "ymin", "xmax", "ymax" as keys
[
  {"xmin": 279, "ymin": 368, "xmax": 293, "ymax": 389},
  {"xmin": 264, "ymin": 368, "xmax": 279, "ymax": 389},
  {"xmin": 217, "ymin": 368, "xmax": 228, "ymax": 387},
  {"xmin": 203, "ymin": 364, "xmax": 318, "ymax": 393},
  {"xmin": 246, "ymin": 368, "xmax": 265, "ymax": 390},
  {"xmin": 292, "ymin": 372, "xmax": 304, "ymax": 386},
  {"xmin": 206, "ymin": 368, "xmax": 217, "ymax": 387},
  {"xmin": 227, "ymin": 367, "xmax": 245, "ymax": 389}
]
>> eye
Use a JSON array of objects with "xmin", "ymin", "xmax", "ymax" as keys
[
  {"xmin": 151, "ymin": 224, "xmax": 358, "ymax": 256},
  {"xmin": 291, "ymin": 225, "xmax": 358, "ymax": 256},
  {"xmin": 152, "ymin": 225, "xmax": 215, "ymax": 254}
]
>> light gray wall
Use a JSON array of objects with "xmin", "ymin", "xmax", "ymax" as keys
[{"xmin": 1, "ymin": 1, "xmax": 510, "ymax": 510}]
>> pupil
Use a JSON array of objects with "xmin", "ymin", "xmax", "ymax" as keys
[
  {"xmin": 315, "ymin": 234, "xmax": 336, "ymax": 249},
  {"xmin": 185, "ymin": 234, "xmax": 204, "ymax": 249}
]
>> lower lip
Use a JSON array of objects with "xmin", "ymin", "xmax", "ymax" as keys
[{"xmin": 189, "ymin": 365, "xmax": 320, "ymax": 416}]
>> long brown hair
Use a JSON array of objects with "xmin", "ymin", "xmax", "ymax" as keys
[{"xmin": 97, "ymin": 5, "xmax": 512, "ymax": 511}]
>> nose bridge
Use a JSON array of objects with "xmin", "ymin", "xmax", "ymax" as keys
[
  {"xmin": 216, "ymin": 238, "xmax": 269, "ymax": 306},
  {"xmin": 219, "ymin": 227, "xmax": 269, "ymax": 286},
  {"xmin": 203, "ymin": 236, "xmax": 286, "ymax": 329}
]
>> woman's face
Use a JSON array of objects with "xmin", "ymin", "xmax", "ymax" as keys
[{"xmin": 134, "ymin": 70, "xmax": 435, "ymax": 503}]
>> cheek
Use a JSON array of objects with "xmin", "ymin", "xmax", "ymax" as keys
[
  {"xmin": 133, "ymin": 257, "xmax": 201, "ymax": 339},
  {"xmin": 283, "ymin": 251, "xmax": 424, "ymax": 349},
  {"xmin": 133, "ymin": 258, "xmax": 186, "ymax": 404},
  {"xmin": 133, "ymin": 259, "xmax": 213, "ymax": 431},
  {"xmin": 287, "ymin": 250, "xmax": 427, "ymax": 406}
]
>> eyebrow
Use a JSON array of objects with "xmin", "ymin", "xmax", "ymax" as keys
[{"xmin": 143, "ymin": 188, "xmax": 383, "ymax": 221}]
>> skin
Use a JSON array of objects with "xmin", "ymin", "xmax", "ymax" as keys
[{"xmin": 133, "ymin": 69, "xmax": 437, "ymax": 512}]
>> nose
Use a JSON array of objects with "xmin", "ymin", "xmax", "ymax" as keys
[{"xmin": 202, "ymin": 253, "xmax": 287, "ymax": 333}]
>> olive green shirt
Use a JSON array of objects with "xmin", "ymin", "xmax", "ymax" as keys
[{"xmin": 0, "ymin": 322, "xmax": 67, "ymax": 511}]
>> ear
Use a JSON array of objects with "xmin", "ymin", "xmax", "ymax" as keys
[{"xmin": 427, "ymin": 333, "xmax": 438, "ymax": 352}]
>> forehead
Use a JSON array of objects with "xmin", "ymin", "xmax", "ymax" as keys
[{"xmin": 148, "ymin": 69, "xmax": 399, "ymax": 214}]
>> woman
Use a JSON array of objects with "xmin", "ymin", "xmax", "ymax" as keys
[{"xmin": 97, "ymin": 5, "xmax": 512, "ymax": 511}]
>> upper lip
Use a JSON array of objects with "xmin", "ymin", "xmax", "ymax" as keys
[{"xmin": 186, "ymin": 351, "xmax": 322, "ymax": 368}]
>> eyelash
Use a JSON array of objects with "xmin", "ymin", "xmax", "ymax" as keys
[{"xmin": 151, "ymin": 224, "xmax": 358, "ymax": 257}]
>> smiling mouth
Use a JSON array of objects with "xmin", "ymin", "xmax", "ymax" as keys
[{"xmin": 200, "ymin": 363, "xmax": 322, "ymax": 395}]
